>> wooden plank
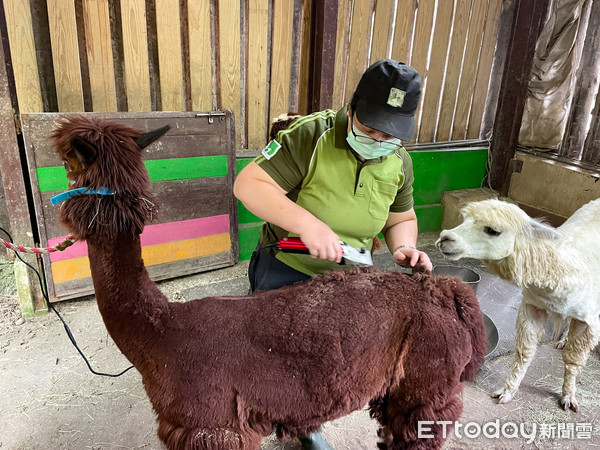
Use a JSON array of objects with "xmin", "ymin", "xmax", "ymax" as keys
[
  {"xmin": 410, "ymin": 0, "xmax": 435, "ymax": 77},
  {"xmin": 436, "ymin": 0, "xmax": 470, "ymax": 141},
  {"xmin": 187, "ymin": 0, "xmax": 213, "ymax": 111},
  {"xmin": 409, "ymin": 0, "xmax": 436, "ymax": 141},
  {"xmin": 390, "ymin": 0, "xmax": 415, "ymax": 63},
  {"xmin": 344, "ymin": 0, "xmax": 373, "ymax": 102},
  {"xmin": 452, "ymin": 0, "xmax": 488, "ymax": 140},
  {"xmin": 489, "ymin": 0, "xmax": 550, "ymax": 194},
  {"xmin": 467, "ymin": 0, "xmax": 502, "ymax": 139},
  {"xmin": 155, "ymin": 0, "xmax": 184, "ymax": 111},
  {"xmin": 121, "ymin": 0, "xmax": 151, "ymax": 111},
  {"xmin": 370, "ymin": 0, "xmax": 395, "ymax": 63},
  {"xmin": 83, "ymin": 0, "xmax": 117, "ymax": 112},
  {"xmin": 269, "ymin": 0, "xmax": 294, "ymax": 121},
  {"xmin": 217, "ymin": 0, "xmax": 242, "ymax": 147},
  {"xmin": 418, "ymin": 0, "xmax": 454, "ymax": 142},
  {"xmin": 247, "ymin": 0, "xmax": 269, "ymax": 148},
  {"xmin": 47, "ymin": 0, "xmax": 84, "ymax": 111},
  {"xmin": 3, "ymin": 0, "xmax": 43, "ymax": 112},
  {"xmin": 563, "ymin": 0, "xmax": 600, "ymax": 160},
  {"xmin": 307, "ymin": 0, "xmax": 338, "ymax": 112},
  {"xmin": 332, "ymin": 0, "xmax": 352, "ymax": 107}
]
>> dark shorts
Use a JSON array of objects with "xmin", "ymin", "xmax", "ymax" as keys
[{"xmin": 248, "ymin": 242, "xmax": 311, "ymax": 293}]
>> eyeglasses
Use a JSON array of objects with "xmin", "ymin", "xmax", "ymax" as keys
[{"xmin": 350, "ymin": 114, "xmax": 402, "ymax": 151}]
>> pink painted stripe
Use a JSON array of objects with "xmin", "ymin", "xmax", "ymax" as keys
[{"xmin": 48, "ymin": 214, "xmax": 230, "ymax": 262}]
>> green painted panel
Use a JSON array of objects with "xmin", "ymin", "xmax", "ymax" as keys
[
  {"xmin": 36, "ymin": 167, "xmax": 72, "ymax": 192},
  {"xmin": 238, "ymin": 222, "xmax": 263, "ymax": 261},
  {"xmin": 411, "ymin": 148, "xmax": 488, "ymax": 206},
  {"xmin": 37, "ymin": 155, "xmax": 228, "ymax": 192}
]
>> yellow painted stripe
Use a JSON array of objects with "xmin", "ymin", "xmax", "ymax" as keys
[{"xmin": 51, "ymin": 233, "xmax": 231, "ymax": 284}]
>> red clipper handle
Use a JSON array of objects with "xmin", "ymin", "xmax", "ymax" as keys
[{"xmin": 277, "ymin": 237, "xmax": 310, "ymax": 253}]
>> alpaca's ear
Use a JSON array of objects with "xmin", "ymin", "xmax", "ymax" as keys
[
  {"xmin": 530, "ymin": 219, "xmax": 562, "ymax": 240},
  {"xmin": 69, "ymin": 136, "xmax": 98, "ymax": 169},
  {"xmin": 135, "ymin": 125, "xmax": 170, "ymax": 149}
]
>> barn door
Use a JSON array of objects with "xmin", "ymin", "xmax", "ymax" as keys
[{"xmin": 21, "ymin": 111, "xmax": 238, "ymax": 301}]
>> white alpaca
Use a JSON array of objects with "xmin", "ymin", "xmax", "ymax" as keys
[{"xmin": 436, "ymin": 198, "xmax": 600, "ymax": 412}]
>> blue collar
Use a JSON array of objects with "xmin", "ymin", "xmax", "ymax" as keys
[{"xmin": 51, "ymin": 187, "xmax": 115, "ymax": 205}]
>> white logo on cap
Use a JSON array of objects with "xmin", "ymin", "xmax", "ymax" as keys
[{"xmin": 387, "ymin": 87, "xmax": 406, "ymax": 108}]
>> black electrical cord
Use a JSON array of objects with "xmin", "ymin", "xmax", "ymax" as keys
[{"xmin": 0, "ymin": 226, "xmax": 134, "ymax": 377}]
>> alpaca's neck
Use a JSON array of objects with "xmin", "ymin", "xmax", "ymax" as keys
[
  {"xmin": 485, "ymin": 237, "xmax": 570, "ymax": 290},
  {"xmin": 86, "ymin": 233, "xmax": 169, "ymax": 358}
]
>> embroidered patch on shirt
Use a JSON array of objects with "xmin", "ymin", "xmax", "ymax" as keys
[
  {"xmin": 262, "ymin": 140, "xmax": 281, "ymax": 160},
  {"xmin": 387, "ymin": 87, "xmax": 406, "ymax": 108}
]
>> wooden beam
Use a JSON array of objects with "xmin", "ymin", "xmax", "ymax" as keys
[
  {"xmin": 307, "ymin": 0, "xmax": 338, "ymax": 112},
  {"xmin": 0, "ymin": 3, "xmax": 46, "ymax": 315},
  {"xmin": 488, "ymin": 0, "xmax": 550, "ymax": 195}
]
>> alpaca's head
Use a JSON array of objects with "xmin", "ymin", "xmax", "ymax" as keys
[
  {"xmin": 52, "ymin": 116, "xmax": 169, "ymax": 240},
  {"xmin": 435, "ymin": 199, "xmax": 561, "ymax": 262}
]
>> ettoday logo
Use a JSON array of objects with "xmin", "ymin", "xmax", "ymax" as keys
[{"xmin": 418, "ymin": 420, "xmax": 593, "ymax": 443}]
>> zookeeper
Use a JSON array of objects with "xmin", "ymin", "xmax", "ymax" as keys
[{"xmin": 234, "ymin": 58, "xmax": 433, "ymax": 449}]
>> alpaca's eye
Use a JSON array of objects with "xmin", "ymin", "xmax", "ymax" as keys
[
  {"xmin": 63, "ymin": 160, "xmax": 72, "ymax": 172},
  {"xmin": 484, "ymin": 226, "xmax": 501, "ymax": 237}
]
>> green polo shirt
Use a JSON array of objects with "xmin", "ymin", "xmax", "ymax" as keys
[{"xmin": 254, "ymin": 107, "xmax": 414, "ymax": 276}]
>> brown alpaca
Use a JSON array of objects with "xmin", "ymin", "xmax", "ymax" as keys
[{"xmin": 52, "ymin": 116, "xmax": 487, "ymax": 450}]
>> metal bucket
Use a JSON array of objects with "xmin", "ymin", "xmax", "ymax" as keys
[
  {"xmin": 433, "ymin": 264, "xmax": 481, "ymax": 293},
  {"xmin": 433, "ymin": 264, "xmax": 499, "ymax": 357}
]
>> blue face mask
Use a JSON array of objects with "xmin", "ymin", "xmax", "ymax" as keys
[{"xmin": 346, "ymin": 130, "xmax": 401, "ymax": 160}]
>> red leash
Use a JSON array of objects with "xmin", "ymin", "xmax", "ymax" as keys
[{"xmin": 1, "ymin": 236, "xmax": 75, "ymax": 254}]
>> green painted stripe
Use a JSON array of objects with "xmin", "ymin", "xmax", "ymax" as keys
[
  {"xmin": 236, "ymin": 158, "xmax": 262, "ymax": 224},
  {"xmin": 237, "ymin": 200, "xmax": 261, "ymax": 224},
  {"xmin": 238, "ymin": 223, "xmax": 263, "ymax": 261},
  {"xmin": 37, "ymin": 155, "xmax": 228, "ymax": 192},
  {"xmin": 145, "ymin": 156, "xmax": 227, "ymax": 182},
  {"xmin": 236, "ymin": 157, "xmax": 253, "ymax": 174}
]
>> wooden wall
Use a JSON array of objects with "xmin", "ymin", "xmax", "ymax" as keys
[{"xmin": 3, "ymin": 0, "xmax": 504, "ymax": 149}]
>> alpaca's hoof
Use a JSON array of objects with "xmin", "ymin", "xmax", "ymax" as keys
[
  {"xmin": 561, "ymin": 394, "xmax": 579, "ymax": 413},
  {"xmin": 555, "ymin": 338, "xmax": 567, "ymax": 349},
  {"xmin": 491, "ymin": 387, "xmax": 515, "ymax": 404}
]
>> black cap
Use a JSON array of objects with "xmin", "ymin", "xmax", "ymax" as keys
[{"xmin": 353, "ymin": 60, "xmax": 421, "ymax": 140}]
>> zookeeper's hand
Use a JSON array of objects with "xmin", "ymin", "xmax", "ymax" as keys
[
  {"xmin": 393, "ymin": 245, "xmax": 433, "ymax": 272},
  {"xmin": 298, "ymin": 221, "xmax": 343, "ymax": 263}
]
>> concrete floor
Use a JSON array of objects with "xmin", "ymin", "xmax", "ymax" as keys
[{"xmin": 1, "ymin": 232, "xmax": 599, "ymax": 449}]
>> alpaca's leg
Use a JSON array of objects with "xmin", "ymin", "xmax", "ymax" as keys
[
  {"xmin": 560, "ymin": 318, "xmax": 600, "ymax": 412},
  {"xmin": 157, "ymin": 418, "xmax": 261, "ymax": 450},
  {"xmin": 492, "ymin": 302, "xmax": 547, "ymax": 404},
  {"xmin": 553, "ymin": 317, "xmax": 571, "ymax": 349},
  {"xmin": 382, "ymin": 395, "xmax": 463, "ymax": 450}
]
